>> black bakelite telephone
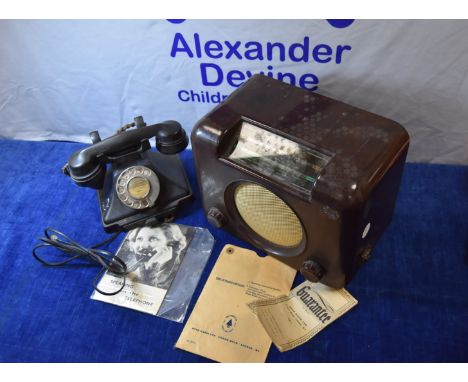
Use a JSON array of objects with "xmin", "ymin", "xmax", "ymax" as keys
[{"xmin": 63, "ymin": 116, "xmax": 193, "ymax": 232}]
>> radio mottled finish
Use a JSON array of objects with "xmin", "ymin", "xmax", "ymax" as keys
[{"xmin": 191, "ymin": 74, "xmax": 409, "ymax": 288}]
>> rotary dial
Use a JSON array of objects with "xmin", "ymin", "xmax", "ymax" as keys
[{"xmin": 116, "ymin": 166, "xmax": 160, "ymax": 210}]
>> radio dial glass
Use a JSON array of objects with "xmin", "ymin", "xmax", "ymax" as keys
[{"xmin": 228, "ymin": 121, "xmax": 332, "ymax": 193}]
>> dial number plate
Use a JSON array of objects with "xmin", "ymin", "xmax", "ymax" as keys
[{"xmin": 116, "ymin": 166, "xmax": 160, "ymax": 210}]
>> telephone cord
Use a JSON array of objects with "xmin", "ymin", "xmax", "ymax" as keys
[{"xmin": 32, "ymin": 228, "xmax": 127, "ymax": 296}]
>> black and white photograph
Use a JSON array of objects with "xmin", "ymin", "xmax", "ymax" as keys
[
  {"xmin": 91, "ymin": 224, "xmax": 195, "ymax": 315},
  {"xmin": 120, "ymin": 224, "xmax": 193, "ymax": 289}
]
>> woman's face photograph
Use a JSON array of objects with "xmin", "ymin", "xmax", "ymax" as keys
[{"xmin": 132, "ymin": 227, "xmax": 169, "ymax": 261}]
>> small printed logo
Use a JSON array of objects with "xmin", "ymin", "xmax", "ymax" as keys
[{"xmin": 222, "ymin": 315, "xmax": 238, "ymax": 332}]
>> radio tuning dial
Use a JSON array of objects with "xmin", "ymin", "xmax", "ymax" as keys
[
  {"xmin": 300, "ymin": 259, "xmax": 325, "ymax": 283},
  {"xmin": 207, "ymin": 207, "xmax": 225, "ymax": 228}
]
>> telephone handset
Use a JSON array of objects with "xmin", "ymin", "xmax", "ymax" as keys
[{"xmin": 63, "ymin": 116, "xmax": 193, "ymax": 232}]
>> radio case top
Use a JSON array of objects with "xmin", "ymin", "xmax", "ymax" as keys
[{"xmin": 192, "ymin": 74, "xmax": 409, "ymax": 287}]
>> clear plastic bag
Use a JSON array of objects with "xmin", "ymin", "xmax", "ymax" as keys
[
  {"xmin": 91, "ymin": 224, "xmax": 214, "ymax": 323},
  {"xmin": 156, "ymin": 226, "xmax": 214, "ymax": 322}
]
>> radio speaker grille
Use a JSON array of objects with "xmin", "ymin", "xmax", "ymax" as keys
[{"xmin": 234, "ymin": 183, "xmax": 303, "ymax": 248}]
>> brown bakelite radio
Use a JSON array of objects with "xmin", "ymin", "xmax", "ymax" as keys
[{"xmin": 191, "ymin": 75, "xmax": 409, "ymax": 288}]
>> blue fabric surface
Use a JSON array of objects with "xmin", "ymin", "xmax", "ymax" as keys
[{"xmin": 0, "ymin": 139, "xmax": 467, "ymax": 362}]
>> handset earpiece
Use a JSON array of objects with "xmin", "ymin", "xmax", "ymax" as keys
[{"xmin": 155, "ymin": 121, "xmax": 188, "ymax": 155}]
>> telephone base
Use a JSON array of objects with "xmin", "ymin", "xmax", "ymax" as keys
[{"xmin": 97, "ymin": 150, "xmax": 193, "ymax": 232}]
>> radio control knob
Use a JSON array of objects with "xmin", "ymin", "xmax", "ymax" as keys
[
  {"xmin": 207, "ymin": 207, "xmax": 225, "ymax": 228},
  {"xmin": 300, "ymin": 259, "xmax": 325, "ymax": 283}
]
